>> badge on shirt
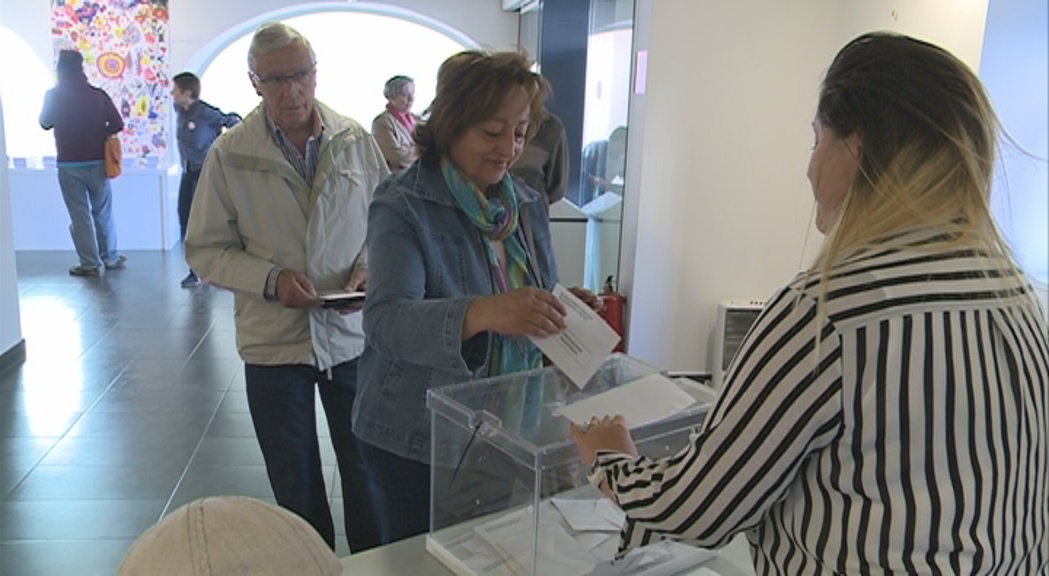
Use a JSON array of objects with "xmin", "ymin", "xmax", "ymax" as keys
[{"xmin": 188, "ymin": 121, "xmax": 196, "ymax": 130}]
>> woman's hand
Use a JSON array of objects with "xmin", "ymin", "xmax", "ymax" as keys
[
  {"xmin": 568, "ymin": 286, "xmax": 603, "ymax": 312},
  {"xmin": 571, "ymin": 414, "xmax": 638, "ymax": 468},
  {"xmin": 463, "ymin": 287, "xmax": 567, "ymax": 339}
]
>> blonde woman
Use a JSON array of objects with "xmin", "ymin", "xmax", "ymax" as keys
[{"xmin": 574, "ymin": 33, "xmax": 1048, "ymax": 574}]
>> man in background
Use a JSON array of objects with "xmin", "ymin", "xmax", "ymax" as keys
[
  {"xmin": 171, "ymin": 71, "xmax": 240, "ymax": 288},
  {"xmin": 512, "ymin": 112, "xmax": 569, "ymax": 205},
  {"xmin": 40, "ymin": 49, "xmax": 126, "ymax": 277}
]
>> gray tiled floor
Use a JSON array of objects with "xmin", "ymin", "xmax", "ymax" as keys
[{"xmin": 0, "ymin": 250, "xmax": 347, "ymax": 576}]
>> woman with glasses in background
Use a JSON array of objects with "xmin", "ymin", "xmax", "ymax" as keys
[{"xmin": 372, "ymin": 75, "xmax": 420, "ymax": 172}]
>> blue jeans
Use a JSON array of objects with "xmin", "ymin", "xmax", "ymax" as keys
[
  {"xmin": 56, "ymin": 162, "xmax": 119, "ymax": 269},
  {"xmin": 245, "ymin": 360, "xmax": 386, "ymax": 552}
]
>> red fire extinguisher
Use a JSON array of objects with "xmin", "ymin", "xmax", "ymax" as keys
[{"xmin": 598, "ymin": 276, "xmax": 626, "ymax": 352}]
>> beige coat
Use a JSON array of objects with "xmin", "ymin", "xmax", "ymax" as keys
[
  {"xmin": 371, "ymin": 110, "xmax": 418, "ymax": 171},
  {"xmin": 186, "ymin": 102, "xmax": 389, "ymax": 369}
]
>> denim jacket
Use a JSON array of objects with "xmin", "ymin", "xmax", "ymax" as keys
[{"xmin": 352, "ymin": 160, "xmax": 558, "ymax": 464}]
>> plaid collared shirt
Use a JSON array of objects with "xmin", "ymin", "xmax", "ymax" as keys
[
  {"xmin": 261, "ymin": 108, "xmax": 326, "ymax": 301},
  {"xmin": 264, "ymin": 108, "xmax": 325, "ymax": 187}
]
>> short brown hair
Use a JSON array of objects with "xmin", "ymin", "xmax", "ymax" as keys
[
  {"xmin": 56, "ymin": 49, "xmax": 84, "ymax": 79},
  {"xmin": 172, "ymin": 72, "xmax": 202, "ymax": 100},
  {"xmin": 416, "ymin": 50, "xmax": 550, "ymax": 167}
]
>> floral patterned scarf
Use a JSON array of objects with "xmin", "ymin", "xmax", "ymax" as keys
[{"xmin": 442, "ymin": 160, "xmax": 543, "ymax": 376}]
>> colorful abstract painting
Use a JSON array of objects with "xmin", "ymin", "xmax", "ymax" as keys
[{"xmin": 51, "ymin": 0, "xmax": 170, "ymax": 164}]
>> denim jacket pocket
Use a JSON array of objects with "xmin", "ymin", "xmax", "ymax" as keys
[
  {"xmin": 426, "ymin": 232, "xmax": 478, "ymax": 296},
  {"xmin": 378, "ymin": 358, "xmax": 408, "ymax": 398}
]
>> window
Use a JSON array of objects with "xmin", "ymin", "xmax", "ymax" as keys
[
  {"xmin": 197, "ymin": 11, "xmax": 469, "ymax": 132},
  {"xmin": 1, "ymin": 26, "xmax": 59, "ymax": 160}
]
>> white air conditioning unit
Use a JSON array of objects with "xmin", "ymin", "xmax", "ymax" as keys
[{"xmin": 711, "ymin": 299, "xmax": 766, "ymax": 390}]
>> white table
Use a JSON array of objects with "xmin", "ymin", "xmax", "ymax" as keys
[{"xmin": 340, "ymin": 532, "xmax": 756, "ymax": 575}]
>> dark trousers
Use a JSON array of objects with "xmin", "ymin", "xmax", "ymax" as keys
[
  {"xmin": 245, "ymin": 360, "xmax": 385, "ymax": 552},
  {"xmin": 178, "ymin": 168, "xmax": 201, "ymax": 241},
  {"xmin": 365, "ymin": 446, "xmax": 431, "ymax": 544},
  {"xmin": 366, "ymin": 441, "xmax": 529, "ymax": 545}
]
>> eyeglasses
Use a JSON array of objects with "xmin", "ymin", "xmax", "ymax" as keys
[{"xmin": 250, "ymin": 67, "xmax": 316, "ymax": 88}]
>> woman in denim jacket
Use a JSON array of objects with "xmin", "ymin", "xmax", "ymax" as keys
[{"xmin": 354, "ymin": 51, "xmax": 597, "ymax": 544}]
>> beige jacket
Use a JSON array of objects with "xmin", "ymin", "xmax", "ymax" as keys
[
  {"xmin": 371, "ymin": 110, "xmax": 418, "ymax": 171},
  {"xmin": 186, "ymin": 102, "xmax": 389, "ymax": 369}
]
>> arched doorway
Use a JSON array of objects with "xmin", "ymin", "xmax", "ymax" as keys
[{"xmin": 188, "ymin": 6, "xmax": 475, "ymax": 127}]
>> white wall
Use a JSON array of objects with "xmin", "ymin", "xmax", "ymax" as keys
[
  {"xmin": 171, "ymin": 0, "xmax": 519, "ymax": 71},
  {"xmin": 624, "ymin": 0, "xmax": 838, "ymax": 372},
  {"xmin": 624, "ymin": 0, "xmax": 991, "ymax": 373},
  {"xmin": 0, "ymin": 93, "xmax": 24, "ymax": 359},
  {"xmin": 837, "ymin": 0, "xmax": 989, "ymax": 70},
  {"xmin": 0, "ymin": 0, "xmax": 21, "ymax": 361},
  {"xmin": 980, "ymin": 0, "xmax": 1048, "ymax": 283}
]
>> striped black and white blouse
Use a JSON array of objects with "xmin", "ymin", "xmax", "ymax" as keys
[{"xmin": 594, "ymin": 230, "xmax": 1048, "ymax": 575}]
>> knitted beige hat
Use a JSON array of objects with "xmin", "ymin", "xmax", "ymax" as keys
[{"xmin": 118, "ymin": 496, "xmax": 342, "ymax": 576}]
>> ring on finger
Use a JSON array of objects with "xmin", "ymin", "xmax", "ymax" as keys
[{"xmin": 582, "ymin": 416, "xmax": 599, "ymax": 432}]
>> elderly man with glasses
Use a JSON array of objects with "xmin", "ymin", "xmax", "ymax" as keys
[{"xmin": 185, "ymin": 22, "xmax": 389, "ymax": 553}]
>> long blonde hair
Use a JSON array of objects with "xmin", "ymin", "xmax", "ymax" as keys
[{"xmin": 811, "ymin": 33, "xmax": 1019, "ymax": 302}]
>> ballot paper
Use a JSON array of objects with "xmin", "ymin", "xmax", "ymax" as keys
[
  {"xmin": 574, "ymin": 531, "xmax": 619, "ymax": 559},
  {"xmin": 551, "ymin": 498, "xmax": 625, "ymax": 533},
  {"xmin": 530, "ymin": 284, "xmax": 621, "ymax": 389},
  {"xmin": 589, "ymin": 541, "xmax": 718, "ymax": 576},
  {"xmin": 553, "ymin": 373, "xmax": 696, "ymax": 428},
  {"xmin": 431, "ymin": 496, "xmax": 717, "ymax": 576},
  {"xmin": 473, "ymin": 504, "xmax": 596, "ymax": 576}
]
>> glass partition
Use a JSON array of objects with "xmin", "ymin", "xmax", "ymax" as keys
[{"xmin": 578, "ymin": 0, "xmax": 634, "ymax": 290}]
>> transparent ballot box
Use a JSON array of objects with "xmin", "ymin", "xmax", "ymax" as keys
[{"xmin": 425, "ymin": 354, "xmax": 719, "ymax": 576}]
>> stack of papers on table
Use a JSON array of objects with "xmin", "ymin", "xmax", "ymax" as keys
[
  {"xmin": 453, "ymin": 503, "xmax": 594, "ymax": 576},
  {"xmin": 437, "ymin": 497, "xmax": 715, "ymax": 576}
]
